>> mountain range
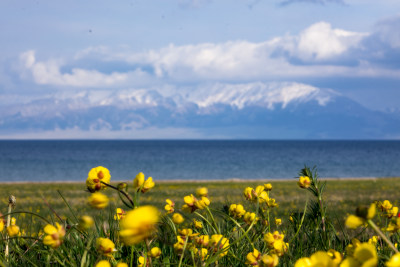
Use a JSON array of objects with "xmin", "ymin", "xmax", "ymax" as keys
[{"xmin": 1, "ymin": 82, "xmax": 399, "ymax": 139}]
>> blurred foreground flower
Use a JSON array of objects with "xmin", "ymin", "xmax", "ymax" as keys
[
  {"xmin": 86, "ymin": 166, "xmax": 111, "ymax": 192},
  {"xmin": 345, "ymin": 204, "xmax": 376, "ymax": 229},
  {"xmin": 95, "ymin": 260, "xmax": 111, "ymax": 267},
  {"xmin": 386, "ymin": 253, "xmax": 400, "ymax": 267},
  {"xmin": 88, "ymin": 192, "xmax": 109, "ymax": 209},
  {"xmin": 79, "ymin": 215, "xmax": 94, "ymax": 230},
  {"xmin": 7, "ymin": 225, "xmax": 20, "ymax": 237},
  {"xmin": 119, "ymin": 206, "xmax": 159, "ymax": 245},
  {"xmin": 43, "ymin": 223, "xmax": 65, "ymax": 249},
  {"xmin": 196, "ymin": 187, "xmax": 208, "ymax": 197}
]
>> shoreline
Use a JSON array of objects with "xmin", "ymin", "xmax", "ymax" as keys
[{"xmin": 0, "ymin": 176, "xmax": 397, "ymax": 184}]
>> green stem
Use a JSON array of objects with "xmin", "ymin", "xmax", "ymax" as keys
[
  {"xmin": 178, "ymin": 237, "xmax": 189, "ymax": 267},
  {"xmin": 57, "ymin": 190, "xmax": 79, "ymax": 223},
  {"xmin": 288, "ymin": 199, "xmax": 308, "ymax": 244},
  {"xmin": 101, "ymin": 181, "xmax": 135, "ymax": 208},
  {"xmin": 80, "ymin": 236, "xmax": 94, "ymax": 267},
  {"xmin": 1, "ymin": 211, "xmax": 51, "ymax": 225},
  {"xmin": 205, "ymin": 207, "xmax": 220, "ymax": 235},
  {"xmin": 368, "ymin": 219, "xmax": 399, "ymax": 253}
]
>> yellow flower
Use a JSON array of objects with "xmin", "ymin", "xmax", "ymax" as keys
[
  {"xmin": 273, "ymin": 240, "xmax": 288, "ymax": 256},
  {"xmin": 95, "ymin": 260, "xmax": 111, "ymax": 267},
  {"xmin": 96, "ymin": 237, "xmax": 116, "ymax": 257},
  {"xmin": 327, "ymin": 249, "xmax": 342, "ymax": 265},
  {"xmin": 182, "ymin": 194, "xmax": 210, "ymax": 212},
  {"xmin": 294, "ymin": 257, "xmax": 313, "ymax": 267},
  {"xmin": 196, "ymin": 187, "xmax": 208, "ymax": 197},
  {"xmin": 264, "ymin": 183, "xmax": 273, "ymax": 191},
  {"xmin": 194, "ymin": 247, "xmax": 208, "ymax": 261},
  {"xmin": 368, "ymin": 236, "xmax": 379, "ymax": 246},
  {"xmin": 353, "ymin": 243, "xmax": 378, "ymax": 266},
  {"xmin": 386, "ymin": 253, "xmax": 400, "ymax": 267},
  {"xmin": 165, "ymin": 199, "xmax": 175, "ymax": 214},
  {"xmin": 172, "ymin": 213, "xmax": 185, "ymax": 224},
  {"xmin": 275, "ymin": 218, "xmax": 282, "ymax": 226},
  {"xmin": 195, "ymin": 197, "xmax": 211, "ymax": 210},
  {"xmin": 385, "ymin": 218, "xmax": 400, "ymax": 232},
  {"xmin": 79, "ymin": 215, "xmax": 94, "ymax": 230},
  {"xmin": 43, "ymin": 223, "xmax": 65, "ymax": 248},
  {"xmin": 264, "ymin": 231, "xmax": 284, "ymax": 248},
  {"xmin": 195, "ymin": 235, "xmax": 210, "ymax": 246},
  {"xmin": 114, "ymin": 208, "xmax": 126, "ymax": 220},
  {"xmin": 380, "ymin": 200, "xmax": 393, "ymax": 211},
  {"xmin": 210, "ymin": 234, "xmax": 229, "ymax": 257},
  {"xmin": 260, "ymin": 254, "xmax": 279, "ymax": 267},
  {"xmin": 246, "ymin": 248, "xmax": 261, "ymax": 266},
  {"xmin": 138, "ymin": 256, "xmax": 146, "ymax": 267},
  {"xmin": 174, "ymin": 236, "xmax": 186, "ymax": 253},
  {"xmin": 7, "ymin": 225, "xmax": 20, "ymax": 237},
  {"xmin": 149, "ymin": 247, "xmax": 162, "ymax": 258},
  {"xmin": 0, "ymin": 220, "xmax": 4, "ymax": 232},
  {"xmin": 193, "ymin": 219, "xmax": 203, "ymax": 229},
  {"xmin": 298, "ymin": 176, "xmax": 311, "ymax": 189},
  {"xmin": 133, "ymin": 172, "xmax": 155, "ymax": 193},
  {"xmin": 387, "ymin": 207, "xmax": 399, "ymax": 218},
  {"xmin": 295, "ymin": 251, "xmax": 337, "ymax": 267},
  {"xmin": 229, "ymin": 204, "xmax": 246, "ymax": 219},
  {"xmin": 244, "ymin": 212, "xmax": 257, "ymax": 225},
  {"xmin": 11, "ymin": 217, "xmax": 16, "ymax": 225},
  {"xmin": 119, "ymin": 206, "xmax": 159, "ymax": 246},
  {"xmin": 116, "ymin": 263, "xmax": 129, "ymax": 267},
  {"xmin": 244, "ymin": 187, "xmax": 254, "ymax": 201},
  {"xmin": 345, "ymin": 215, "xmax": 365, "ymax": 229},
  {"xmin": 86, "ymin": 166, "xmax": 111, "ymax": 192},
  {"xmin": 88, "ymin": 192, "xmax": 109, "ymax": 209}
]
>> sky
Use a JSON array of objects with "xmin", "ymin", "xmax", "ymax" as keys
[{"xmin": 1, "ymin": 0, "xmax": 400, "ymax": 138}]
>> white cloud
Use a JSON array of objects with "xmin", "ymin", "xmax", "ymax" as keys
[{"xmin": 19, "ymin": 50, "xmax": 151, "ymax": 88}]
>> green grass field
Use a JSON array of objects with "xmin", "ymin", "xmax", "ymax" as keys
[{"xmin": 0, "ymin": 176, "xmax": 399, "ymax": 266}]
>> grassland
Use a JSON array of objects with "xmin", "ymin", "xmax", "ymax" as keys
[{"xmin": 1, "ymin": 177, "xmax": 398, "ymax": 226}]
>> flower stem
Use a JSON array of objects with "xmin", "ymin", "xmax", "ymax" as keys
[{"xmin": 368, "ymin": 219, "xmax": 399, "ymax": 253}]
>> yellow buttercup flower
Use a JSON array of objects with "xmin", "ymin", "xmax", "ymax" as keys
[
  {"xmin": 86, "ymin": 166, "xmax": 111, "ymax": 192},
  {"xmin": 43, "ymin": 223, "xmax": 65, "ymax": 248},
  {"xmin": 386, "ymin": 253, "xmax": 400, "ymax": 267},
  {"xmin": 264, "ymin": 231, "xmax": 285, "ymax": 248},
  {"xmin": 295, "ymin": 251, "xmax": 337, "ymax": 267},
  {"xmin": 345, "ymin": 215, "xmax": 365, "ymax": 229},
  {"xmin": 149, "ymin": 247, "xmax": 161, "ymax": 258},
  {"xmin": 96, "ymin": 237, "xmax": 116, "ymax": 257},
  {"xmin": 353, "ymin": 243, "xmax": 378, "ymax": 266},
  {"xmin": 294, "ymin": 257, "xmax": 312, "ymax": 267},
  {"xmin": 116, "ymin": 263, "xmax": 129, "ymax": 267},
  {"xmin": 384, "ymin": 218, "xmax": 400, "ymax": 232},
  {"xmin": 114, "ymin": 208, "xmax": 126, "ymax": 220},
  {"xmin": 119, "ymin": 206, "xmax": 159, "ymax": 245},
  {"xmin": 78, "ymin": 215, "xmax": 94, "ymax": 230},
  {"xmin": 133, "ymin": 172, "xmax": 155, "ymax": 193},
  {"xmin": 193, "ymin": 247, "xmax": 208, "ymax": 261},
  {"xmin": 327, "ymin": 249, "xmax": 342, "ymax": 265},
  {"xmin": 182, "ymin": 194, "xmax": 210, "ymax": 213},
  {"xmin": 195, "ymin": 235, "xmax": 210, "ymax": 246},
  {"xmin": 88, "ymin": 192, "xmax": 109, "ymax": 209},
  {"xmin": 193, "ymin": 219, "xmax": 203, "ymax": 229},
  {"xmin": 0, "ymin": 220, "xmax": 4, "ymax": 232},
  {"xmin": 244, "ymin": 212, "xmax": 257, "ymax": 225},
  {"xmin": 172, "ymin": 213, "xmax": 185, "ymax": 224},
  {"xmin": 298, "ymin": 176, "xmax": 311, "ymax": 189},
  {"xmin": 380, "ymin": 200, "xmax": 393, "ymax": 211},
  {"xmin": 260, "ymin": 254, "xmax": 279, "ymax": 267},
  {"xmin": 165, "ymin": 199, "xmax": 175, "ymax": 213},
  {"xmin": 95, "ymin": 260, "xmax": 111, "ymax": 267},
  {"xmin": 387, "ymin": 207, "xmax": 399, "ymax": 218},
  {"xmin": 7, "ymin": 225, "xmax": 20, "ymax": 237},
  {"xmin": 11, "ymin": 217, "xmax": 16, "ymax": 225},
  {"xmin": 264, "ymin": 183, "xmax": 273, "ymax": 191},
  {"xmin": 196, "ymin": 187, "xmax": 208, "ymax": 197},
  {"xmin": 246, "ymin": 248, "xmax": 261, "ymax": 266},
  {"xmin": 210, "ymin": 234, "xmax": 229, "ymax": 257},
  {"xmin": 174, "ymin": 236, "xmax": 186, "ymax": 254},
  {"xmin": 346, "ymin": 203, "xmax": 376, "ymax": 229},
  {"xmin": 138, "ymin": 256, "xmax": 146, "ymax": 267},
  {"xmin": 275, "ymin": 218, "xmax": 282, "ymax": 226},
  {"xmin": 229, "ymin": 204, "xmax": 246, "ymax": 219}
]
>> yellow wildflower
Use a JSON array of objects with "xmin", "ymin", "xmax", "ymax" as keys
[
  {"xmin": 96, "ymin": 237, "xmax": 116, "ymax": 257},
  {"xmin": 133, "ymin": 172, "xmax": 155, "ymax": 193},
  {"xmin": 119, "ymin": 206, "xmax": 159, "ymax": 245},
  {"xmin": 182, "ymin": 194, "xmax": 210, "ymax": 212},
  {"xmin": 149, "ymin": 247, "xmax": 161, "ymax": 258},
  {"xmin": 174, "ymin": 236, "xmax": 186, "ymax": 254},
  {"xmin": 193, "ymin": 247, "xmax": 208, "ymax": 261},
  {"xmin": 165, "ymin": 199, "xmax": 175, "ymax": 213},
  {"xmin": 195, "ymin": 235, "xmax": 210, "ymax": 246},
  {"xmin": 229, "ymin": 204, "xmax": 246, "ymax": 219},
  {"xmin": 327, "ymin": 249, "xmax": 342, "ymax": 265},
  {"xmin": 244, "ymin": 212, "xmax": 257, "ymax": 225},
  {"xmin": 86, "ymin": 166, "xmax": 111, "ymax": 192},
  {"xmin": 264, "ymin": 231, "xmax": 284, "ymax": 248},
  {"xmin": 244, "ymin": 187, "xmax": 254, "ymax": 201},
  {"xmin": 196, "ymin": 187, "xmax": 208, "ymax": 197},
  {"xmin": 79, "ymin": 215, "xmax": 94, "ymax": 230},
  {"xmin": 246, "ymin": 248, "xmax": 261, "ymax": 266},
  {"xmin": 7, "ymin": 225, "xmax": 20, "ymax": 237},
  {"xmin": 88, "ymin": 192, "xmax": 109, "ymax": 209},
  {"xmin": 275, "ymin": 218, "xmax": 282, "ymax": 226},
  {"xmin": 95, "ymin": 260, "xmax": 111, "ymax": 267},
  {"xmin": 368, "ymin": 236, "xmax": 379, "ymax": 246},
  {"xmin": 345, "ymin": 204, "xmax": 376, "ymax": 229},
  {"xmin": 195, "ymin": 197, "xmax": 211, "ymax": 209},
  {"xmin": 0, "ymin": 220, "xmax": 4, "ymax": 232},
  {"xmin": 11, "ymin": 217, "xmax": 16, "ymax": 225},
  {"xmin": 295, "ymin": 251, "xmax": 337, "ymax": 267},
  {"xmin": 345, "ymin": 215, "xmax": 365, "ymax": 229},
  {"xmin": 193, "ymin": 219, "xmax": 203, "ymax": 229},
  {"xmin": 260, "ymin": 254, "xmax": 279, "ymax": 267},
  {"xmin": 114, "ymin": 208, "xmax": 126, "ymax": 220},
  {"xmin": 210, "ymin": 234, "xmax": 229, "ymax": 257},
  {"xmin": 116, "ymin": 263, "xmax": 129, "ymax": 267},
  {"xmin": 264, "ymin": 183, "xmax": 273, "ymax": 191},
  {"xmin": 138, "ymin": 256, "xmax": 147, "ymax": 267},
  {"xmin": 298, "ymin": 176, "xmax": 311, "ymax": 189},
  {"xmin": 387, "ymin": 207, "xmax": 399, "ymax": 218},
  {"xmin": 43, "ymin": 223, "xmax": 65, "ymax": 248},
  {"xmin": 380, "ymin": 200, "xmax": 393, "ymax": 211},
  {"xmin": 353, "ymin": 243, "xmax": 378, "ymax": 266},
  {"xmin": 386, "ymin": 253, "xmax": 400, "ymax": 267},
  {"xmin": 273, "ymin": 240, "xmax": 288, "ymax": 256},
  {"xmin": 385, "ymin": 218, "xmax": 400, "ymax": 232},
  {"xmin": 172, "ymin": 213, "xmax": 185, "ymax": 224}
]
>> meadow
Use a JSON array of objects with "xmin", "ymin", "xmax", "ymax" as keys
[{"xmin": 0, "ymin": 167, "xmax": 399, "ymax": 266}]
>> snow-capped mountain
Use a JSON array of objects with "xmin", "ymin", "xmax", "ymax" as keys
[{"xmin": 0, "ymin": 82, "xmax": 399, "ymax": 139}]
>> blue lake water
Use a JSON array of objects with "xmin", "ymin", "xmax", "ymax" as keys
[{"xmin": 0, "ymin": 140, "xmax": 399, "ymax": 182}]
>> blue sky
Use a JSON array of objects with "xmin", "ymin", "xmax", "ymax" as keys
[{"xmin": 1, "ymin": 0, "xmax": 400, "ymax": 138}]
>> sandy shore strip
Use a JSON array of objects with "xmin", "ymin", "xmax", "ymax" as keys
[{"xmin": 0, "ymin": 176, "xmax": 398, "ymax": 184}]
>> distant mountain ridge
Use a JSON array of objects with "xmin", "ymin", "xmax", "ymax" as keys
[{"xmin": 0, "ymin": 82, "xmax": 399, "ymax": 139}]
